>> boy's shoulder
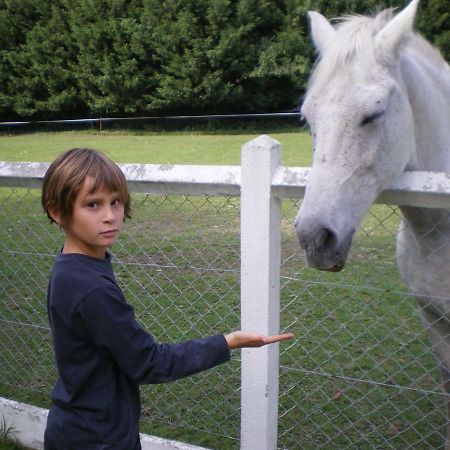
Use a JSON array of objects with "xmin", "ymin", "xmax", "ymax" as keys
[{"xmin": 51, "ymin": 252, "xmax": 116, "ymax": 294}]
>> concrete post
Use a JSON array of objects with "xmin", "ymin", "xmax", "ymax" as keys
[{"xmin": 240, "ymin": 135, "xmax": 282, "ymax": 450}]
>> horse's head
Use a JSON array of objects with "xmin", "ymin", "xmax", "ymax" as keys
[{"xmin": 295, "ymin": 0, "xmax": 419, "ymax": 272}]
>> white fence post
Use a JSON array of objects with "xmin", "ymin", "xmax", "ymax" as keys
[{"xmin": 240, "ymin": 135, "xmax": 282, "ymax": 450}]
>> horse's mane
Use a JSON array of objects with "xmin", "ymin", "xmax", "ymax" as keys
[
  {"xmin": 405, "ymin": 33, "xmax": 450, "ymax": 74},
  {"xmin": 309, "ymin": 9, "xmax": 394, "ymax": 90},
  {"xmin": 307, "ymin": 8, "xmax": 448, "ymax": 92}
]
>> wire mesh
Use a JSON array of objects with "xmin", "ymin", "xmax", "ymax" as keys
[
  {"xmin": 279, "ymin": 200, "xmax": 448, "ymax": 450},
  {"xmin": 0, "ymin": 187, "xmax": 449, "ymax": 449}
]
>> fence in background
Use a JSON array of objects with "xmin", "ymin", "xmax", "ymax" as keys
[
  {"xmin": 1, "ymin": 135, "xmax": 450, "ymax": 449},
  {"xmin": 0, "ymin": 112, "xmax": 303, "ymax": 134}
]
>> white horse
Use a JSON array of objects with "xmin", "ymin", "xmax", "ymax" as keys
[{"xmin": 295, "ymin": 0, "xmax": 450, "ymax": 446}]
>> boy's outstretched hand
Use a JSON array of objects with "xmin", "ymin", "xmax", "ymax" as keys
[{"xmin": 224, "ymin": 331, "xmax": 294, "ymax": 349}]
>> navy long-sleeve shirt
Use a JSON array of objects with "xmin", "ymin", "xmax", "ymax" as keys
[{"xmin": 44, "ymin": 252, "xmax": 230, "ymax": 450}]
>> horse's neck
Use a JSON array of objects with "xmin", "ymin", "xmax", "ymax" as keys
[
  {"xmin": 399, "ymin": 40, "xmax": 450, "ymax": 237},
  {"xmin": 401, "ymin": 206, "xmax": 449, "ymax": 235},
  {"xmin": 401, "ymin": 38, "xmax": 450, "ymax": 172}
]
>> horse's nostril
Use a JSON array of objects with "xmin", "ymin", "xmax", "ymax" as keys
[{"xmin": 316, "ymin": 227, "xmax": 338, "ymax": 250}]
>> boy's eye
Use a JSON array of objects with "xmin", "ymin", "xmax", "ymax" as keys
[
  {"xmin": 112, "ymin": 199, "xmax": 121, "ymax": 206},
  {"xmin": 87, "ymin": 201, "xmax": 99, "ymax": 208}
]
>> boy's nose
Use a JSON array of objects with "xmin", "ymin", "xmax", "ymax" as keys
[{"xmin": 103, "ymin": 206, "xmax": 115, "ymax": 222}]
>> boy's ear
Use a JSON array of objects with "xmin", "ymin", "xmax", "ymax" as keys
[{"xmin": 47, "ymin": 203, "xmax": 63, "ymax": 226}]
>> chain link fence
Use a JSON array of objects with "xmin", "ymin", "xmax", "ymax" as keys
[
  {"xmin": 1, "ymin": 185, "xmax": 449, "ymax": 449},
  {"xmin": 279, "ymin": 201, "xmax": 448, "ymax": 449}
]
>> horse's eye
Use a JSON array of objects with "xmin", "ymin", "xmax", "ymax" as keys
[{"xmin": 360, "ymin": 110, "xmax": 385, "ymax": 126}]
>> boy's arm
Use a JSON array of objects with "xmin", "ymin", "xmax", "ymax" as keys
[
  {"xmin": 224, "ymin": 331, "xmax": 294, "ymax": 349},
  {"xmin": 81, "ymin": 285, "xmax": 229, "ymax": 384},
  {"xmin": 80, "ymin": 285, "xmax": 293, "ymax": 385}
]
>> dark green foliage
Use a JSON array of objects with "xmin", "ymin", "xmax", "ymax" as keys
[
  {"xmin": 0, "ymin": 0, "xmax": 448, "ymax": 120},
  {"xmin": 68, "ymin": 2, "xmax": 148, "ymax": 116},
  {"xmin": 0, "ymin": 0, "xmax": 54, "ymax": 117},
  {"xmin": 6, "ymin": 5, "xmax": 78, "ymax": 118},
  {"xmin": 417, "ymin": 0, "xmax": 450, "ymax": 62}
]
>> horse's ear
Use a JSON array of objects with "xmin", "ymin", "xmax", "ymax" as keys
[
  {"xmin": 375, "ymin": 0, "xmax": 419, "ymax": 62},
  {"xmin": 308, "ymin": 11, "xmax": 336, "ymax": 55}
]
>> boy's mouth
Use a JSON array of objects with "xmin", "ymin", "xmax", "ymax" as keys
[{"xmin": 100, "ymin": 229, "xmax": 118, "ymax": 237}]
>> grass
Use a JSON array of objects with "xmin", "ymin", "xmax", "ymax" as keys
[
  {"xmin": 0, "ymin": 130, "xmax": 447, "ymax": 449},
  {"xmin": 0, "ymin": 128, "xmax": 313, "ymax": 166},
  {"xmin": 0, "ymin": 417, "xmax": 31, "ymax": 450}
]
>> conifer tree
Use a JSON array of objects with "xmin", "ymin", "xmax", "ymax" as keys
[{"xmin": 0, "ymin": 0, "xmax": 447, "ymax": 120}]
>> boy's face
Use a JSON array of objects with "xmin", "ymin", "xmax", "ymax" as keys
[{"xmin": 62, "ymin": 177, "xmax": 125, "ymax": 259}]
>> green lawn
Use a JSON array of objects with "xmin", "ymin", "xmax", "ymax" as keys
[
  {"xmin": 0, "ymin": 129, "xmax": 313, "ymax": 166},
  {"xmin": 0, "ymin": 130, "xmax": 446, "ymax": 449}
]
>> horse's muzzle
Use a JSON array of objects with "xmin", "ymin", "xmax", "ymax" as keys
[{"xmin": 295, "ymin": 220, "xmax": 353, "ymax": 272}]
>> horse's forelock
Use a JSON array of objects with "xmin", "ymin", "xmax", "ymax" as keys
[{"xmin": 308, "ymin": 9, "xmax": 395, "ymax": 92}]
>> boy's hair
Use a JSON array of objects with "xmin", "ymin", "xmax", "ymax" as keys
[{"xmin": 42, "ymin": 148, "xmax": 131, "ymax": 224}]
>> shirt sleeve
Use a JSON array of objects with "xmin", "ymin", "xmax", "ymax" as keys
[{"xmin": 79, "ymin": 284, "xmax": 230, "ymax": 384}]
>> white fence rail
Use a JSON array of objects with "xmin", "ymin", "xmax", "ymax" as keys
[{"xmin": 1, "ymin": 135, "xmax": 450, "ymax": 449}]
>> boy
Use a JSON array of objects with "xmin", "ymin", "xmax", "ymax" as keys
[{"xmin": 41, "ymin": 148, "xmax": 293, "ymax": 450}]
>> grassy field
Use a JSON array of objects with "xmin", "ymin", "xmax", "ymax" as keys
[
  {"xmin": 0, "ymin": 129, "xmax": 313, "ymax": 166},
  {"xmin": 0, "ymin": 130, "xmax": 446, "ymax": 449}
]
